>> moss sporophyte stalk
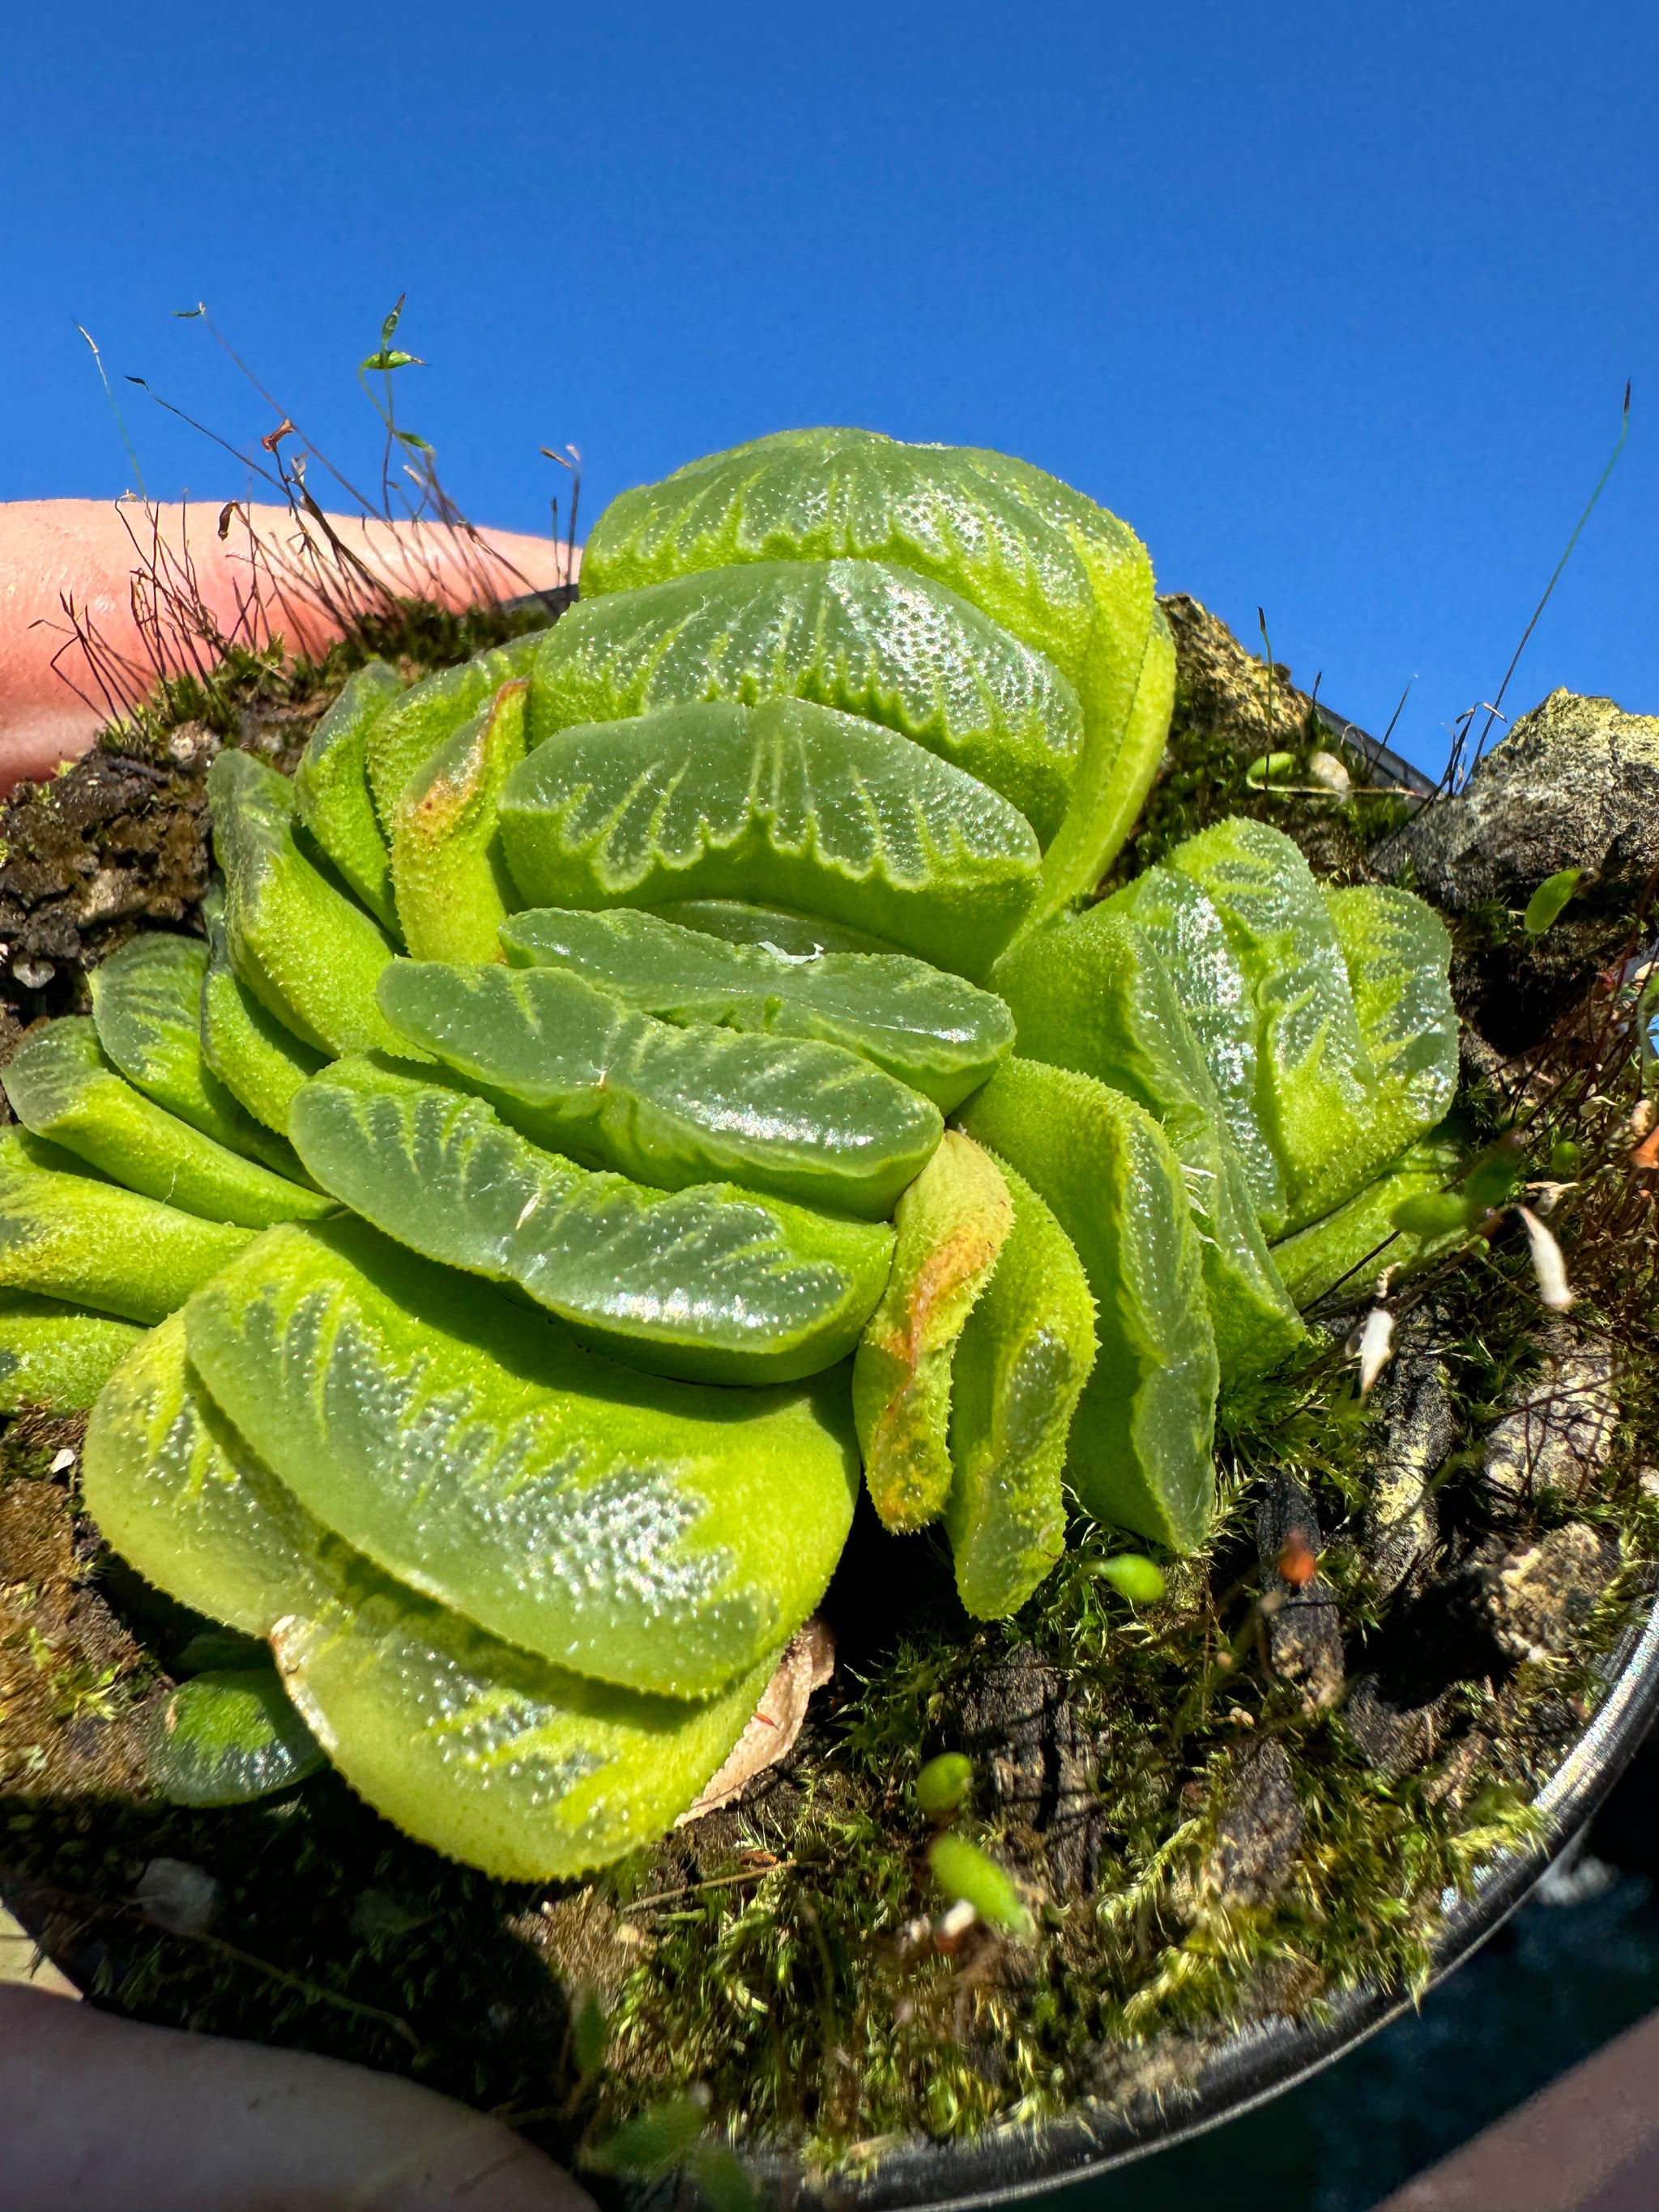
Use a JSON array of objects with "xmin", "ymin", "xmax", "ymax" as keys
[{"xmin": 15, "ymin": 424, "xmax": 1610, "ymax": 2175}]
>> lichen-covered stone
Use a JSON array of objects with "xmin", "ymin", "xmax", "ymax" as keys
[
  {"xmin": 1478, "ymin": 1326, "xmax": 1618, "ymax": 1520},
  {"xmin": 1372, "ymin": 689, "xmax": 1659, "ymax": 908}
]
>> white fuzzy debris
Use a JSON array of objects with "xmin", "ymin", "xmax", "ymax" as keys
[
  {"xmin": 1517, "ymin": 1205, "xmax": 1575, "ymax": 1311},
  {"xmin": 1629, "ymin": 1098, "xmax": 1656, "ymax": 1143},
  {"xmin": 1354, "ymin": 1306, "xmax": 1396, "ymax": 1396},
  {"xmin": 48, "ymin": 1448, "xmax": 76, "ymax": 1475},
  {"xmin": 1307, "ymin": 750, "xmax": 1352, "ymax": 795},
  {"xmin": 936, "ymin": 1899, "xmax": 979, "ymax": 1941}
]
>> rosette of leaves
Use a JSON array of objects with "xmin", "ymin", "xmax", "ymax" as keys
[{"xmin": 4, "ymin": 428, "xmax": 1462, "ymax": 1881}]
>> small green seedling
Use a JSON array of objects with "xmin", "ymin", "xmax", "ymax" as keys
[
  {"xmin": 1090, "ymin": 1554, "xmax": 1166, "ymax": 1605},
  {"xmin": 1524, "ymin": 867, "xmax": 1584, "ymax": 936},
  {"xmin": 915, "ymin": 1752, "xmax": 974, "ymax": 1818},
  {"xmin": 928, "ymin": 1832, "xmax": 1034, "ymax": 1937},
  {"xmin": 145, "ymin": 1668, "xmax": 326, "ymax": 1805}
]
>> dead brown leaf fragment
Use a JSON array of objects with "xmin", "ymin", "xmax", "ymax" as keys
[{"xmin": 676, "ymin": 1617, "xmax": 835, "ymax": 1824}]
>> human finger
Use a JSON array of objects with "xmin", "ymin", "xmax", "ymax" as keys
[
  {"xmin": 0, "ymin": 1981, "xmax": 592, "ymax": 2212},
  {"xmin": 0, "ymin": 499, "xmax": 575, "ymax": 791}
]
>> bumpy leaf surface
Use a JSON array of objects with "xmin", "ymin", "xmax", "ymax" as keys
[
  {"xmin": 1326, "ymin": 886, "xmax": 1459, "ymax": 1169},
  {"xmin": 1106, "ymin": 861, "xmax": 1286, "ymax": 1234},
  {"xmin": 529, "ymin": 557, "xmax": 1084, "ymax": 845},
  {"xmin": 1269, "ymin": 1128, "xmax": 1465, "ymax": 1310},
  {"xmin": 651, "ymin": 899, "xmax": 902, "ymax": 956},
  {"xmin": 851, "ymin": 1132, "xmax": 1013, "ymax": 1532},
  {"xmin": 1029, "ymin": 606, "xmax": 1176, "ymax": 930},
  {"xmin": 990, "ymin": 907, "xmax": 1303, "ymax": 1383},
  {"xmin": 289, "ymin": 1056, "xmax": 893, "ymax": 1383},
  {"xmin": 501, "ymin": 696, "xmax": 1040, "ymax": 981},
  {"xmin": 182, "ymin": 1218, "xmax": 860, "ymax": 1697},
  {"xmin": 962, "ymin": 1059, "xmax": 1218, "ymax": 1554},
  {"xmin": 208, "ymin": 751, "xmax": 412, "ymax": 1059},
  {"xmin": 199, "ymin": 885, "xmax": 328, "ymax": 1135},
  {"xmin": 365, "ymin": 633, "xmax": 545, "ymax": 828},
  {"xmin": 391, "ymin": 680, "xmax": 527, "ymax": 962},
  {"xmin": 1167, "ymin": 818, "xmax": 1379, "ymax": 1234},
  {"xmin": 945, "ymin": 1158, "xmax": 1096, "ymax": 1618},
  {"xmin": 292, "ymin": 658, "xmax": 404, "ymax": 929},
  {"xmin": 378, "ymin": 959, "xmax": 942, "ymax": 1220},
  {"xmin": 579, "ymin": 428, "xmax": 1165, "ymax": 901},
  {"xmin": 0, "ymin": 1289, "xmax": 145, "ymax": 1411},
  {"xmin": 90, "ymin": 933, "xmax": 305, "ymax": 1178},
  {"xmin": 501, "ymin": 906, "xmax": 1014, "ymax": 1111},
  {"xmin": 83, "ymin": 1319, "xmax": 772, "ymax": 1877},
  {"xmin": 0, "ymin": 1132, "xmax": 252, "ymax": 1323},
  {"xmin": 145, "ymin": 1669, "xmax": 326, "ymax": 1806},
  {"xmin": 3, "ymin": 1019, "xmax": 331, "ymax": 1230}
]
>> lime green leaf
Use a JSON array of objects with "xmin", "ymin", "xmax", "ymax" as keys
[{"xmin": 1524, "ymin": 867, "xmax": 1584, "ymax": 936}]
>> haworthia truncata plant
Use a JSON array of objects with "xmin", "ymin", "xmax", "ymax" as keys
[{"xmin": 36, "ymin": 426, "xmax": 1466, "ymax": 1877}]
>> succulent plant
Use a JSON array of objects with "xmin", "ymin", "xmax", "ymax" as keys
[{"xmin": 2, "ymin": 426, "xmax": 1461, "ymax": 1879}]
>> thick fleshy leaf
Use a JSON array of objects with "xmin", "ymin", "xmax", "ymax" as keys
[
  {"xmin": 945, "ymin": 1158, "xmax": 1096, "ymax": 1619},
  {"xmin": 292, "ymin": 658, "xmax": 404, "ymax": 930},
  {"xmin": 851, "ymin": 1132, "xmax": 1013, "ymax": 1532},
  {"xmin": 961, "ymin": 1059, "xmax": 1218, "ymax": 1554},
  {"xmin": 990, "ymin": 907, "xmax": 1304, "ymax": 1383},
  {"xmin": 1029, "ymin": 605, "xmax": 1176, "ymax": 929},
  {"xmin": 0, "ymin": 1134, "xmax": 252, "ymax": 1323},
  {"xmin": 365, "ymin": 633, "xmax": 545, "ymax": 828},
  {"xmin": 89, "ymin": 932, "xmax": 306, "ymax": 1179},
  {"xmin": 145, "ymin": 1669, "xmax": 326, "ymax": 1806},
  {"xmin": 1167, "ymin": 818, "xmax": 1378, "ymax": 1234},
  {"xmin": 3, "ymin": 1019, "xmax": 332, "ymax": 1230},
  {"xmin": 529, "ymin": 557, "xmax": 1084, "ymax": 845},
  {"xmin": 289, "ymin": 1056, "xmax": 893, "ymax": 1384},
  {"xmin": 651, "ymin": 899, "xmax": 902, "ymax": 957},
  {"xmin": 199, "ymin": 883, "xmax": 329, "ymax": 1136},
  {"xmin": 0, "ymin": 1289, "xmax": 145, "ymax": 1412},
  {"xmin": 390, "ymin": 680, "xmax": 527, "ymax": 962},
  {"xmin": 501, "ymin": 906, "xmax": 1015, "ymax": 1111},
  {"xmin": 1105, "ymin": 862, "xmax": 1286, "ymax": 1234},
  {"xmin": 377, "ymin": 958, "xmax": 942, "ymax": 1221},
  {"xmin": 182, "ymin": 1217, "xmax": 860, "ymax": 1698},
  {"xmin": 1325, "ymin": 887, "xmax": 1459, "ymax": 1169},
  {"xmin": 83, "ymin": 1319, "xmax": 773, "ymax": 1878},
  {"xmin": 1269, "ymin": 1128, "xmax": 1466, "ymax": 1311},
  {"xmin": 578, "ymin": 428, "xmax": 1164, "ymax": 901},
  {"xmin": 207, "ymin": 750, "xmax": 412, "ymax": 1059},
  {"xmin": 500, "ymin": 696, "xmax": 1041, "ymax": 982}
]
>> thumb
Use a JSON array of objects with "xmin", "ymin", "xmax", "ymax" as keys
[{"xmin": 0, "ymin": 499, "xmax": 576, "ymax": 792}]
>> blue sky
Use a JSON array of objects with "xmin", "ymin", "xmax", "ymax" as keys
[{"xmin": 2, "ymin": 2, "xmax": 1653, "ymax": 772}]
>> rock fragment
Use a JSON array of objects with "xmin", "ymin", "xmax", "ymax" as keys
[
  {"xmin": 1203, "ymin": 1739, "xmax": 1303, "ymax": 1907},
  {"xmin": 1364, "ymin": 1306, "xmax": 1457, "ymax": 1600},
  {"xmin": 1478, "ymin": 1523, "xmax": 1619, "ymax": 1664},
  {"xmin": 1371, "ymin": 689, "xmax": 1659, "ymax": 910},
  {"xmin": 1479, "ymin": 1328, "xmax": 1618, "ymax": 1520},
  {"xmin": 957, "ymin": 1651, "xmax": 1104, "ymax": 1895},
  {"xmin": 1256, "ymin": 1474, "xmax": 1344, "ymax": 1707}
]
